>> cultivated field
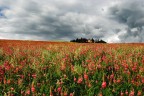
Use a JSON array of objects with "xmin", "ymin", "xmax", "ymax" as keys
[{"xmin": 0, "ymin": 40, "xmax": 144, "ymax": 96}]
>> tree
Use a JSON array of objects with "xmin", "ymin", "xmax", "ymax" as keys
[{"xmin": 70, "ymin": 38, "xmax": 107, "ymax": 43}]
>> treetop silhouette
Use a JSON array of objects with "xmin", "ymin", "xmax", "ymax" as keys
[{"xmin": 70, "ymin": 38, "xmax": 107, "ymax": 43}]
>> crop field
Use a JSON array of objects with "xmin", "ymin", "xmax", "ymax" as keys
[{"xmin": 0, "ymin": 40, "xmax": 144, "ymax": 96}]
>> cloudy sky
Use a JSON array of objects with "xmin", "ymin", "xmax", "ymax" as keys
[{"xmin": 0, "ymin": 0, "xmax": 144, "ymax": 43}]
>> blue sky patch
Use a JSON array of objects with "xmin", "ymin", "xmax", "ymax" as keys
[{"xmin": 0, "ymin": 6, "xmax": 8, "ymax": 18}]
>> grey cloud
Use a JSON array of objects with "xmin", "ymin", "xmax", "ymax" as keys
[
  {"xmin": 118, "ymin": 27, "xmax": 144, "ymax": 42},
  {"xmin": 0, "ymin": 0, "xmax": 144, "ymax": 43},
  {"xmin": 0, "ymin": 0, "xmax": 120, "ymax": 42},
  {"xmin": 109, "ymin": 0, "xmax": 144, "ymax": 42},
  {"xmin": 110, "ymin": 1, "xmax": 144, "ymax": 28}
]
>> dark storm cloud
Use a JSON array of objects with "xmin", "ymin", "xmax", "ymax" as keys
[
  {"xmin": 109, "ymin": 0, "xmax": 144, "ymax": 42},
  {"xmin": 10, "ymin": 12, "xmax": 85, "ymax": 40},
  {"xmin": 0, "ymin": 0, "xmax": 121, "ymax": 42},
  {"xmin": 0, "ymin": 0, "xmax": 144, "ymax": 42}
]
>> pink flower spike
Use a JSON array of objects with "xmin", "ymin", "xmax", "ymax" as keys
[{"xmin": 101, "ymin": 82, "xmax": 107, "ymax": 89}]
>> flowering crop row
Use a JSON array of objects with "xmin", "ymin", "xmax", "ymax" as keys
[{"xmin": 0, "ymin": 40, "xmax": 144, "ymax": 96}]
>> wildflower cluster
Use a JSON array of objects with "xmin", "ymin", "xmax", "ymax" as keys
[{"xmin": 0, "ymin": 40, "xmax": 144, "ymax": 95}]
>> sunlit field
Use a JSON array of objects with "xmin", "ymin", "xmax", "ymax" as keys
[{"xmin": 0, "ymin": 40, "xmax": 144, "ymax": 96}]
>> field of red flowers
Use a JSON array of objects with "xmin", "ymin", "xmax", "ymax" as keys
[{"xmin": 0, "ymin": 40, "xmax": 144, "ymax": 96}]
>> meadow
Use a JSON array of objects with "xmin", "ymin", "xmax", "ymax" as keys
[{"xmin": 0, "ymin": 40, "xmax": 144, "ymax": 96}]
